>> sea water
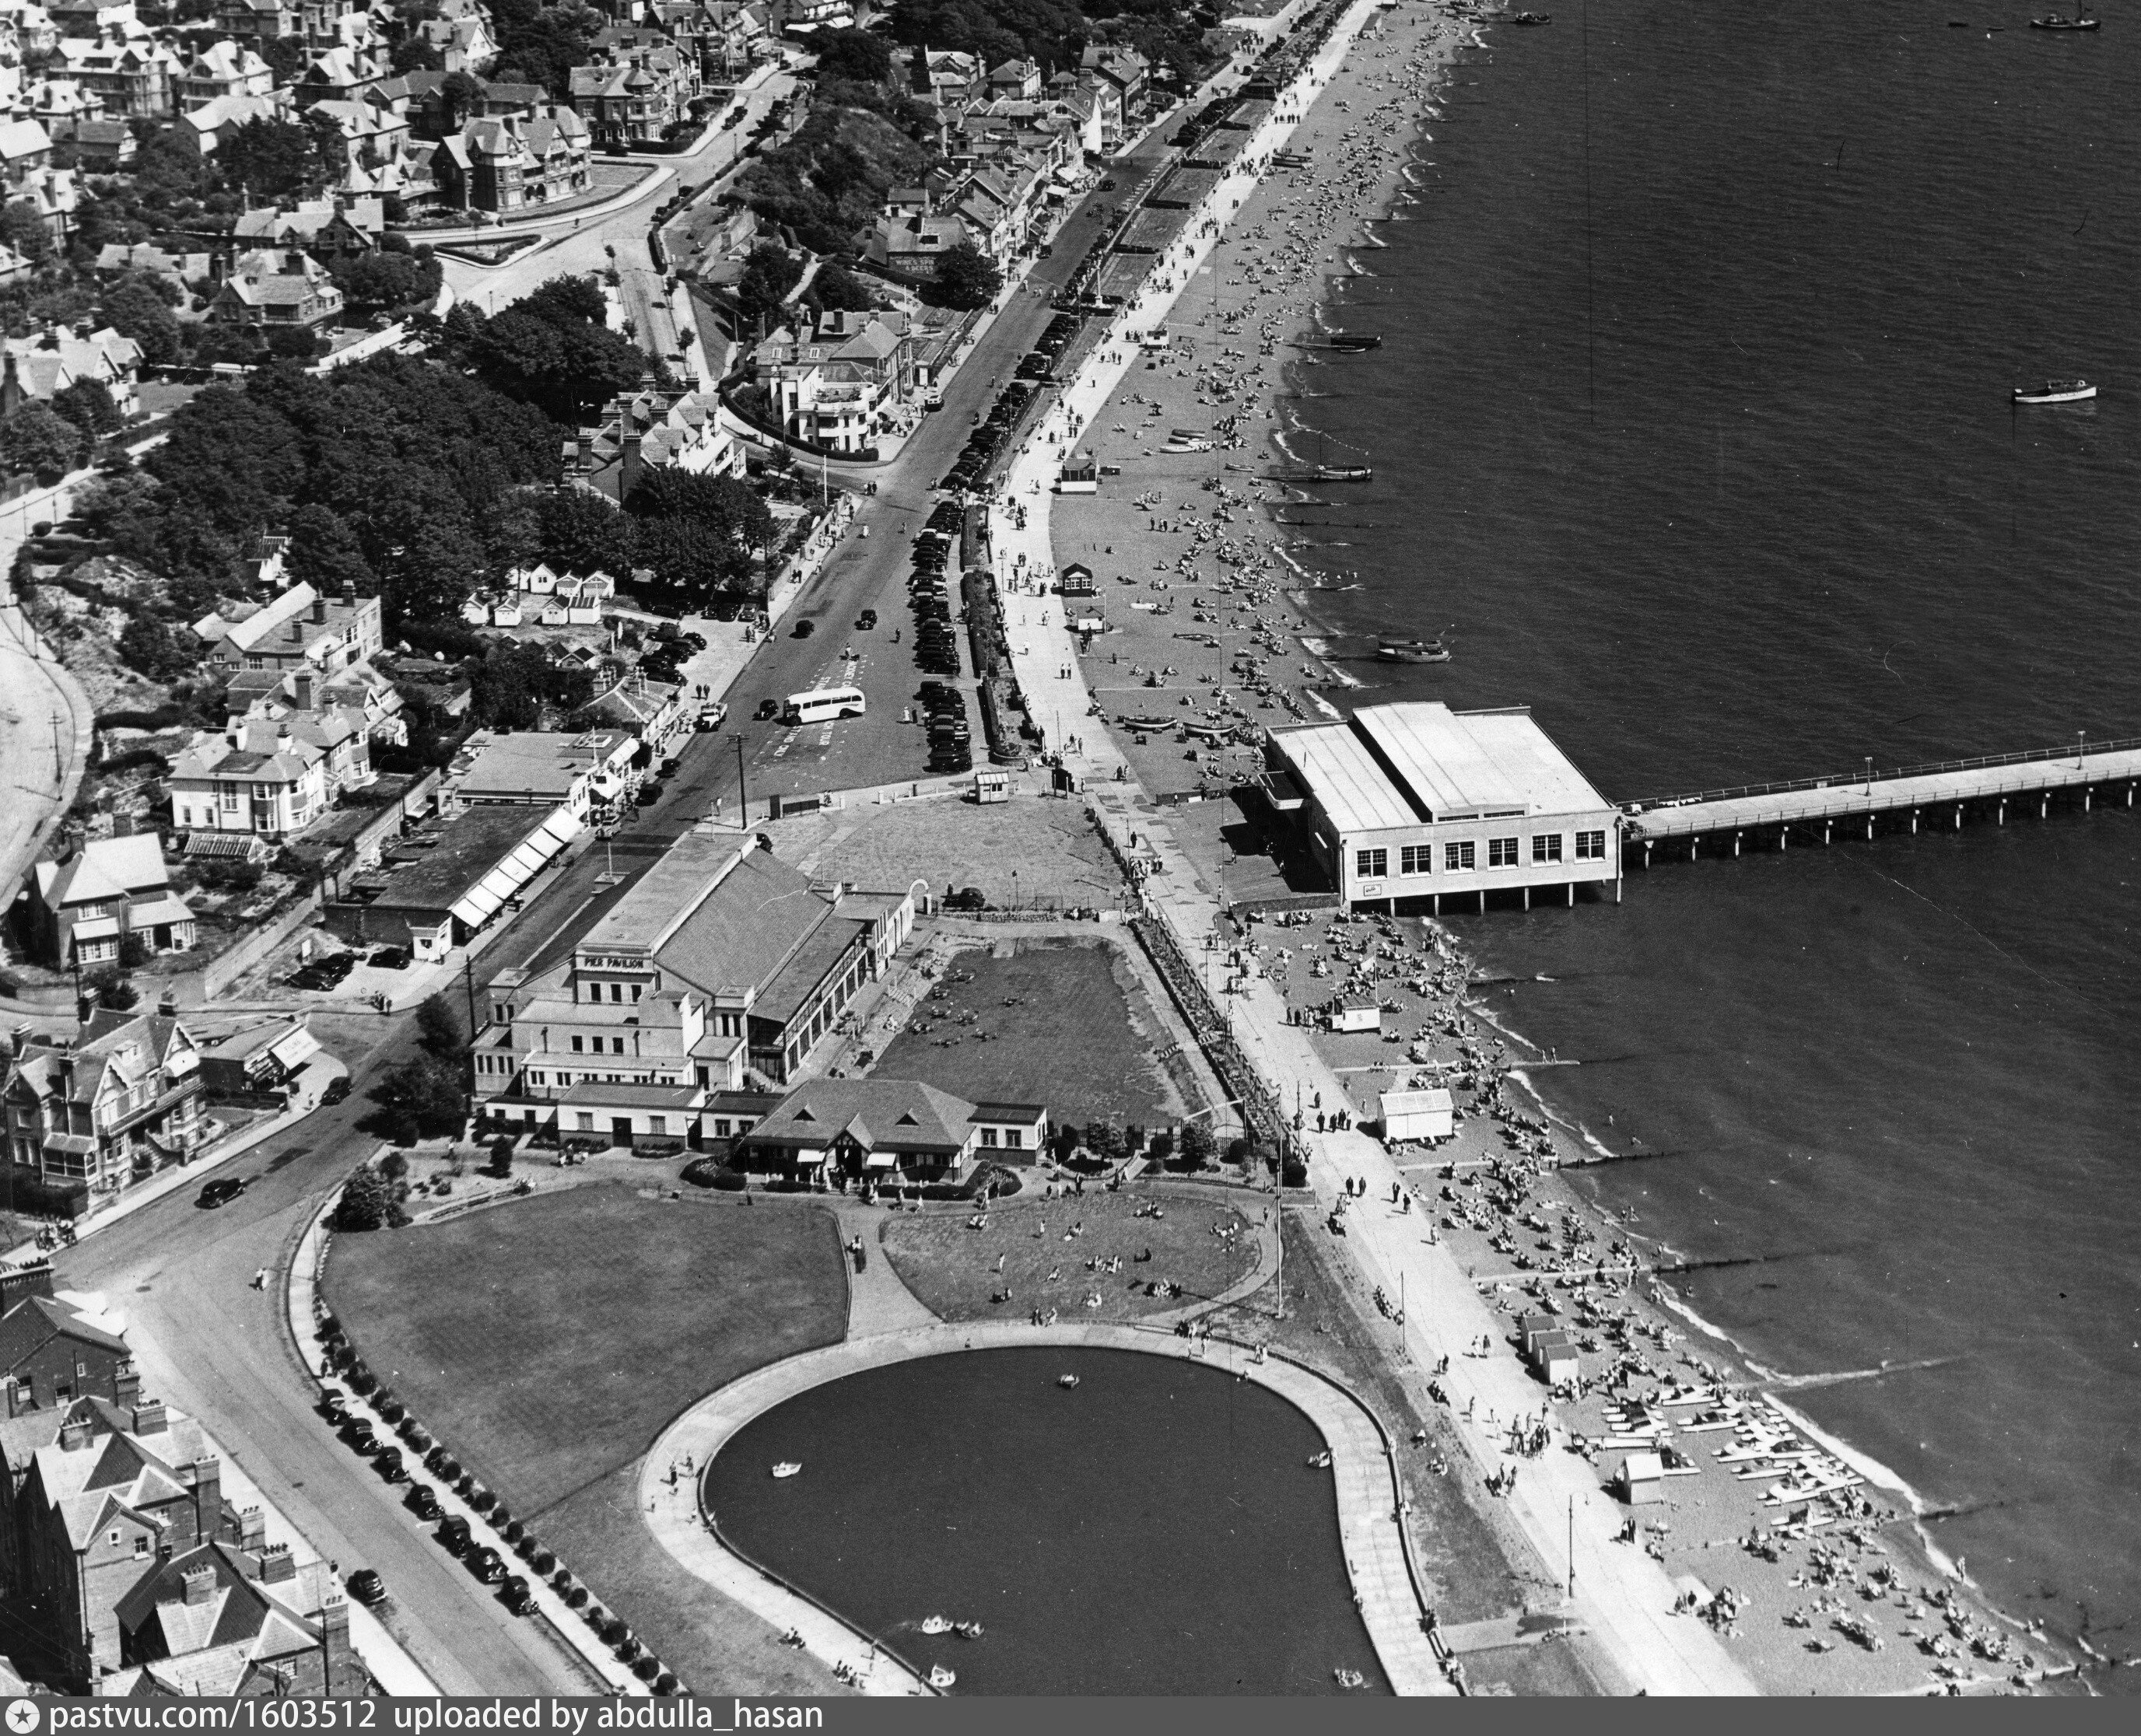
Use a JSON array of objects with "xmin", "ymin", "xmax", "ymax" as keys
[{"xmin": 1284, "ymin": 0, "xmax": 2141, "ymax": 1669}]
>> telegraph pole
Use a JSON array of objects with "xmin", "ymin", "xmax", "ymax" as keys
[{"xmin": 734, "ymin": 732, "xmax": 748, "ymax": 826}]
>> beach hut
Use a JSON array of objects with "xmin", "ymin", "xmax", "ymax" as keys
[
  {"xmin": 1379, "ymin": 1086, "xmax": 1452, "ymax": 1142},
  {"xmin": 1516, "ymin": 1312, "xmax": 1558, "ymax": 1357},
  {"xmin": 973, "ymin": 769, "xmax": 1010, "ymax": 804},
  {"xmin": 1328, "ymin": 1002, "xmax": 1382, "ymax": 1034},
  {"xmin": 1620, "ymin": 1451, "xmax": 1666, "ymax": 1507},
  {"xmin": 1536, "ymin": 1339, "xmax": 1580, "ymax": 1388},
  {"xmin": 1060, "ymin": 562, "xmax": 1098, "ymax": 597},
  {"xmin": 1056, "ymin": 454, "xmax": 1099, "ymax": 494}
]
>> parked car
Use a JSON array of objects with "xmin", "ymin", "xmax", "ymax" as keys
[
  {"xmin": 857, "ymin": 609, "xmax": 878, "ymax": 629},
  {"xmin": 369, "ymin": 947, "xmax": 410, "ymax": 969},
  {"xmin": 944, "ymin": 887, "xmax": 989, "ymax": 912},
  {"xmin": 468, "ymin": 1545, "xmax": 506, "ymax": 1584},
  {"xmin": 408, "ymin": 1485, "xmax": 441, "ymax": 1521},
  {"xmin": 438, "ymin": 1516, "xmax": 471, "ymax": 1556},
  {"xmin": 502, "ymin": 1574, "xmax": 535, "ymax": 1615},
  {"xmin": 347, "ymin": 1569, "xmax": 387, "ymax": 1606},
  {"xmin": 197, "ymin": 1178, "xmax": 246, "ymax": 1209},
  {"xmin": 342, "ymin": 1418, "xmax": 377, "ymax": 1454},
  {"xmin": 755, "ymin": 698, "xmax": 780, "ymax": 721},
  {"xmin": 321, "ymin": 1077, "xmax": 352, "ymax": 1106},
  {"xmin": 375, "ymin": 1447, "xmax": 405, "ymax": 1482}
]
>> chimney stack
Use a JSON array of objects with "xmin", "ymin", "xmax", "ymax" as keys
[
  {"xmin": 180, "ymin": 1563, "xmax": 217, "ymax": 1606},
  {"xmin": 293, "ymin": 668, "xmax": 316, "ymax": 712},
  {"xmin": 60, "ymin": 1418, "xmax": 93, "ymax": 1452},
  {"xmin": 258, "ymin": 1542, "xmax": 297, "ymax": 1584},
  {"xmin": 131, "ymin": 1398, "xmax": 168, "ymax": 1436},
  {"xmin": 312, "ymin": 593, "xmax": 328, "ymax": 625}
]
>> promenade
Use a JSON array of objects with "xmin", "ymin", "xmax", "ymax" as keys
[{"xmin": 987, "ymin": 0, "xmax": 1757, "ymax": 1694}]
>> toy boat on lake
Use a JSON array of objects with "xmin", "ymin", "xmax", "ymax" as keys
[
  {"xmin": 928, "ymin": 1664, "xmax": 957, "ymax": 1690},
  {"xmin": 1333, "ymin": 1667, "xmax": 1366, "ymax": 1688},
  {"xmin": 955, "ymin": 1621, "xmax": 985, "ymax": 1640},
  {"xmin": 1058, "ymin": 1374, "xmax": 1081, "ymax": 1388},
  {"xmin": 2013, "ymin": 379, "xmax": 2095, "ymax": 403},
  {"xmin": 771, "ymin": 1461, "xmax": 802, "ymax": 1479},
  {"xmin": 920, "ymin": 1615, "xmax": 952, "ymax": 1635}
]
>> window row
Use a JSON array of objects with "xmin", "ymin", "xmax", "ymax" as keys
[{"xmin": 1357, "ymin": 830, "xmax": 1610, "ymax": 880}]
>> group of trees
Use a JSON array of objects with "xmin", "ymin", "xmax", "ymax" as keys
[
  {"xmin": 737, "ymin": 103, "xmax": 938, "ymax": 257},
  {"xmin": 433, "ymin": 275, "xmax": 668, "ymax": 426},
  {"xmin": 486, "ymin": 0, "xmax": 605, "ymax": 97},
  {"xmin": 532, "ymin": 464, "xmax": 774, "ymax": 609}
]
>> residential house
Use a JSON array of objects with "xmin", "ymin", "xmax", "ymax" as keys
[
  {"xmin": 68, "ymin": 117, "xmax": 131, "ymax": 169},
  {"xmin": 2, "ymin": 1010, "xmax": 210, "ymax": 1206},
  {"xmin": 207, "ymin": 247, "xmax": 345, "ymax": 331},
  {"xmin": 27, "ymin": 836, "xmax": 194, "ymax": 968},
  {"xmin": 565, "ymin": 385, "xmax": 743, "ymax": 502},
  {"xmin": 0, "ymin": 117, "xmax": 77, "ymax": 248},
  {"xmin": 230, "ymin": 197, "xmax": 381, "ymax": 261},
  {"xmin": 567, "ymin": 39, "xmax": 698, "ymax": 148},
  {"xmin": 58, "ymin": 33, "xmax": 179, "ymax": 119},
  {"xmin": 0, "ymin": 1264, "xmax": 136, "ymax": 1417},
  {"xmin": 752, "ymin": 310, "xmax": 916, "ymax": 453},
  {"xmin": 175, "ymin": 91, "xmax": 282, "ymax": 156},
  {"xmin": 174, "ymin": 40, "xmax": 273, "ymax": 108},
  {"xmin": 290, "ymin": 43, "xmax": 384, "ymax": 107},
  {"xmin": 194, "ymin": 582, "xmax": 384, "ymax": 682},
  {"xmin": 433, "ymin": 106, "xmax": 589, "ymax": 213},
  {"xmin": 194, "ymin": 1017, "xmax": 321, "ymax": 1096},
  {"xmin": 905, "ymin": 45, "xmax": 977, "ymax": 114},
  {"xmin": 92, "ymin": 243, "xmax": 212, "ymax": 289},
  {"xmin": 166, "ymin": 711, "xmax": 373, "ymax": 841},
  {"xmin": 219, "ymin": 660, "xmax": 406, "ymax": 749},
  {"xmin": 1080, "ymin": 41, "xmax": 1149, "ymax": 118},
  {"xmin": 734, "ymin": 1077, "xmax": 1047, "ymax": 1182},
  {"xmin": 415, "ymin": 0, "xmax": 496, "ymax": 73},
  {"xmin": 1, "ymin": 324, "xmax": 143, "ymax": 417},
  {"xmin": 985, "ymin": 57, "xmax": 1040, "ymax": 100},
  {"xmin": 20, "ymin": 76, "xmax": 103, "ymax": 138},
  {"xmin": 102, "ymin": 1539, "xmax": 357, "ymax": 1697}
]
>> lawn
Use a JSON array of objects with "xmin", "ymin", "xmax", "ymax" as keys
[
  {"xmin": 881, "ymin": 1185, "xmax": 1263, "ymax": 1324},
  {"xmin": 322, "ymin": 1185, "xmax": 848, "ymax": 1517},
  {"xmin": 871, "ymin": 938, "xmax": 1181, "ymax": 1130}
]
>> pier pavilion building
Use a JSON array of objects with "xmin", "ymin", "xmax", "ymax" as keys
[{"xmin": 1261, "ymin": 702, "xmax": 1621, "ymax": 912}]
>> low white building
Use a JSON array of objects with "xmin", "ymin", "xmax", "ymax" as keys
[
  {"xmin": 1263, "ymin": 702, "xmax": 1621, "ymax": 914},
  {"xmin": 1379, "ymin": 1087, "xmax": 1452, "ymax": 1143}
]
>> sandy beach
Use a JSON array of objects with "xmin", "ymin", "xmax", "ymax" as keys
[{"xmin": 1013, "ymin": 0, "xmax": 2080, "ymax": 1696}]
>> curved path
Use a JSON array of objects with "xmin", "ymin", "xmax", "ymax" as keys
[{"xmin": 639, "ymin": 1320, "xmax": 1452, "ymax": 1696}]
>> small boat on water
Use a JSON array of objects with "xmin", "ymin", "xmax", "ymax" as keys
[
  {"xmin": 1307, "ymin": 1449, "xmax": 1334, "ymax": 1469},
  {"xmin": 1333, "ymin": 1667, "xmax": 1366, "ymax": 1689},
  {"xmin": 770, "ymin": 1461, "xmax": 802, "ymax": 1479},
  {"xmin": 1515, "ymin": 11, "xmax": 1552, "ymax": 23},
  {"xmin": 920, "ymin": 1615, "xmax": 952, "ymax": 1636},
  {"xmin": 1265, "ymin": 465, "xmax": 1373, "ymax": 484},
  {"xmin": 955, "ymin": 1621, "xmax": 985, "ymax": 1640},
  {"xmin": 2030, "ymin": 12, "xmax": 2100, "ymax": 29},
  {"xmin": 1292, "ymin": 334, "xmax": 1383, "ymax": 352},
  {"xmin": 928, "ymin": 1664, "xmax": 957, "ymax": 1691},
  {"xmin": 1058, "ymin": 1373, "xmax": 1081, "ymax": 1388},
  {"xmin": 1376, "ymin": 637, "xmax": 1451, "ymax": 664},
  {"xmin": 2013, "ymin": 379, "xmax": 2095, "ymax": 404}
]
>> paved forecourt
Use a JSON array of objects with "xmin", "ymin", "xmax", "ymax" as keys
[{"xmin": 640, "ymin": 1319, "xmax": 1452, "ymax": 1697}]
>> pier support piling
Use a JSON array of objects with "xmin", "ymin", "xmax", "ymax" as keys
[
  {"xmin": 1866, "ymin": 816, "xmax": 1874, "ymax": 842},
  {"xmin": 2041, "ymin": 796, "xmax": 2048, "ymax": 820},
  {"xmin": 1477, "ymin": 890, "xmax": 1485, "ymax": 915},
  {"xmin": 1523, "ymin": 887, "xmax": 1530, "ymax": 912},
  {"xmin": 1643, "ymin": 842, "xmax": 1652, "ymax": 870},
  {"xmin": 1955, "ymin": 805, "xmax": 1964, "ymax": 831},
  {"xmin": 1824, "ymin": 822, "xmax": 1832, "ymax": 847},
  {"xmin": 1733, "ymin": 831, "xmax": 1742, "ymax": 857},
  {"xmin": 1567, "ymin": 883, "xmax": 1574, "ymax": 908},
  {"xmin": 1779, "ymin": 826, "xmax": 1787, "ymax": 851},
  {"xmin": 1912, "ymin": 809, "xmax": 1920, "ymax": 834}
]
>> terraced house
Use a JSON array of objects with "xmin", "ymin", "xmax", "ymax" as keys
[
  {"xmin": 568, "ymin": 39, "xmax": 698, "ymax": 147},
  {"xmin": 434, "ymin": 106, "xmax": 590, "ymax": 213},
  {"xmin": 2, "ymin": 1011, "xmax": 208, "ymax": 1202}
]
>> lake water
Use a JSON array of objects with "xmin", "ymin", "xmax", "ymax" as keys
[
  {"xmin": 703, "ymin": 1346, "xmax": 1389, "ymax": 1693},
  {"xmin": 1279, "ymin": 0, "xmax": 2141, "ymax": 1671}
]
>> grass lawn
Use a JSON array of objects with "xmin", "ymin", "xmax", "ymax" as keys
[
  {"xmin": 881, "ymin": 1186, "xmax": 1261, "ymax": 1324},
  {"xmin": 871, "ymin": 938, "xmax": 1179, "ymax": 1130},
  {"xmin": 322, "ymin": 1185, "xmax": 847, "ymax": 1517}
]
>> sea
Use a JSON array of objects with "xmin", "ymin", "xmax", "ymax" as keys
[{"xmin": 1280, "ymin": 0, "xmax": 2141, "ymax": 1675}]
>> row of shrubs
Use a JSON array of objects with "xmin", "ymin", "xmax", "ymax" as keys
[
  {"xmin": 317, "ymin": 1314, "xmax": 684, "ymax": 1694},
  {"xmin": 679, "ymin": 1157, "xmax": 1018, "ymax": 1203}
]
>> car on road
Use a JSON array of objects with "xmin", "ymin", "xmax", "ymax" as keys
[
  {"xmin": 197, "ymin": 1177, "xmax": 247, "ymax": 1209},
  {"xmin": 468, "ymin": 1545, "xmax": 506, "ymax": 1584},
  {"xmin": 347, "ymin": 1569, "xmax": 387, "ymax": 1606},
  {"xmin": 1100, "ymin": 177, "xmax": 1117, "ymax": 191},
  {"xmin": 320, "ymin": 1391, "xmax": 349, "ymax": 1426},
  {"xmin": 635, "ymin": 786, "xmax": 661, "ymax": 807},
  {"xmin": 857, "ymin": 609, "xmax": 877, "ymax": 629},
  {"xmin": 369, "ymin": 947, "xmax": 410, "ymax": 970},
  {"xmin": 503, "ymin": 1574, "xmax": 535, "ymax": 1615},
  {"xmin": 944, "ymin": 887, "xmax": 990, "ymax": 912},
  {"xmin": 755, "ymin": 698, "xmax": 780, "ymax": 721},
  {"xmin": 408, "ymin": 1485, "xmax": 442, "ymax": 1521},
  {"xmin": 321, "ymin": 1076, "xmax": 352, "ymax": 1106},
  {"xmin": 792, "ymin": 619, "xmax": 815, "ymax": 638}
]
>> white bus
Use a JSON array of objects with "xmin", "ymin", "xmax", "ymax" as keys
[{"xmin": 782, "ymin": 686, "xmax": 867, "ymax": 726}]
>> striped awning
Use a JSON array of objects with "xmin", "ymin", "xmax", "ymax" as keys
[{"xmin": 449, "ymin": 808, "xmax": 581, "ymax": 929}]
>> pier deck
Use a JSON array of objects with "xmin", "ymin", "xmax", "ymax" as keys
[{"xmin": 1622, "ymin": 737, "xmax": 2141, "ymax": 847}]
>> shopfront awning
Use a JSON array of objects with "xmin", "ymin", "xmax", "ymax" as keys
[{"xmin": 449, "ymin": 807, "xmax": 581, "ymax": 929}]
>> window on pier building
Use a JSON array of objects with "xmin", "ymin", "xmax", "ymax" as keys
[
  {"xmin": 1533, "ymin": 834, "xmax": 1563, "ymax": 863},
  {"xmin": 1445, "ymin": 841, "xmax": 1476, "ymax": 873},
  {"xmin": 1400, "ymin": 845, "xmax": 1431, "ymax": 876},
  {"xmin": 1487, "ymin": 838, "xmax": 1519, "ymax": 868},
  {"xmin": 1354, "ymin": 849, "xmax": 1386, "ymax": 879},
  {"xmin": 1575, "ymin": 829, "xmax": 1607, "ymax": 861}
]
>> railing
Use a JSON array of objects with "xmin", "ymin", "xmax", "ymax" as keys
[{"xmin": 1621, "ymin": 733, "xmax": 2141, "ymax": 814}]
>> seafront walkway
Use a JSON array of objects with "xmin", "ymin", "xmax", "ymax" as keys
[
  {"xmin": 639, "ymin": 1320, "xmax": 1452, "ymax": 1696},
  {"xmin": 1623, "ymin": 737, "xmax": 2141, "ymax": 852},
  {"xmin": 984, "ymin": 0, "xmax": 1758, "ymax": 1694}
]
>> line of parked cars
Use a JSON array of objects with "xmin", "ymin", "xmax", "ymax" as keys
[
  {"xmin": 1014, "ymin": 311, "xmax": 1085, "ymax": 384},
  {"xmin": 919, "ymin": 680, "xmax": 972, "ymax": 775},
  {"xmin": 939, "ymin": 382, "xmax": 1035, "ymax": 494}
]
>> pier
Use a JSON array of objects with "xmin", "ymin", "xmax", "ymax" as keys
[{"xmin": 1621, "ymin": 734, "xmax": 2141, "ymax": 863}]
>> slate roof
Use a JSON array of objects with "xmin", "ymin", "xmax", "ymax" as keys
[{"xmin": 654, "ymin": 848, "xmax": 829, "ymax": 999}]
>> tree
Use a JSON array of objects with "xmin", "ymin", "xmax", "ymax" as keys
[
  {"xmin": 416, "ymin": 990, "xmax": 467, "ymax": 1055},
  {"xmin": 437, "ymin": 69, "xmax": 488, "ymax": 129},
  {"xmin": 286, "ymin": 503, "xmax": 376, "ymax": 594},
  {"xmin": 537, "ymin": 486, "xmax": 636, "ymax": 577},
  {"xmin": 812, "ymin": 27, "xmax": 894, "ymax": 82},
  {"xmin": 1, "ymin": 403, "xmax": 83, "ymax": 480},
  {"xmin": 629, "ymin": 515, "xmax": 758, "ymax": 604},
  {"xmin": 370, "ymin": 1054, "xmax": 466, "ymax": 1143},
  {"xmin": 266, "ymin": 324, "xmax": 322, "ymax": 362},
  {"xmin": 392, "ymin": 35, "xmax": 446, "ymax": 74},
  {"xmin": 933, "ymin": 240, "xmax": 1000, "ymax": 311},
  {"xmin": 1081, "ymin": 1121, "xmax": 1124, "ymax": 1162},
  {"xmin": 336, "ymin": 250, "xmax": 440, "ymax": 317},
  {"xmin": 805, "ymin": 259, "xmax": 876, "ymax": 317},
  {"xmin": 219, "ymin": 117, "xmax": 328, "ymax": 202},
  {"xmin": 734, "ymin": 242, "xmax": 802, "ymax": 337},
  {"xmin": 335, "ymin": 1166, "xmax": 394, "ymax": 1230},
  {"xmin": 84, "ymin": 968, "xmax": 138, "ymax": 1011},
  {"xmin": 117, "ymin": 614, "xmax": 194, "ymax": 681},
  {"xmin": 51, "ymin": 379, "xmax": 122, "ymax": 440},
  {"xmin": 0, "ymin": 198, "xmax": 53, "ymax": 268},
  {"xmin": 624, "ymin": 469, "xmax": 774, "ymax": 548},
  {"xmin": 520, "ymin": 274, "xmax": 607, "ymax": 327},
  {"xmin": 1179, "ymin": 1122, "xmax": 1217, "ymax": 1172}
]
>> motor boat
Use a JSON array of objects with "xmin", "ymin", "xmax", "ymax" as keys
[
  {"xmin": 1376, "ymin": 637, "xmax": 1452, "ymax": 664},
  {"xmin": 1307, "ymin": 1449, "xmax": 1333, "ymax": 1469},
  {"xmin": 1333, "ymin": 1667, "xmax": 1366, "ymax": 1688},
  {"xmin": 2013, "ymin": 379, "xmax": 2095, "ymax": 403},
  {"xmin": 1057, "ymin": 1374, "xmax": 1081, "ymax": 1388},
  {"xmin": 920, "ymin": 1615, "xmax": 952, "ymax": 1636},
  {"xmin": 955, "ymin": 1621, "xmax": 985, "ymax": 1640},
  {"xmin": 770, "ymin": 1461, "xmax": 802, "ymax": 1479},
  {"xmin": 2030, "ymin": 12, "xmax": 2100, "ymax": 28}
]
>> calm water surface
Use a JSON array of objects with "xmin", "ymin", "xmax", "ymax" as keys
[
  {"xmin": 705, "ymin": 1348, "xmax": 1388, "ymax": 1693},
  {"xmin": 1281, "ymin": 0, "xmax": 2141, "ymax": 1668}
]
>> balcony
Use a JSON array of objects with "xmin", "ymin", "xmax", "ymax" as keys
[{"xmin": 104, "ymin": 1076, "xmax": 204, "ymax": 1139}]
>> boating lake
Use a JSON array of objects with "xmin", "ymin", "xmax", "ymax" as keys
[{"xmin": 702, "ymin": 1346, "xmax": 1389, "ymax": 1694}]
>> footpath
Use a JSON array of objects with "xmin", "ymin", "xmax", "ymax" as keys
[{"xmin": 984, "ymin": 0, "xmax": 1759, "ymax": 1697}]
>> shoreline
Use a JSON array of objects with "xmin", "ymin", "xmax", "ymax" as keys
[{"xmin": 1023, "ymin": 0, "xmax": 2080, "ymax": 1695}]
